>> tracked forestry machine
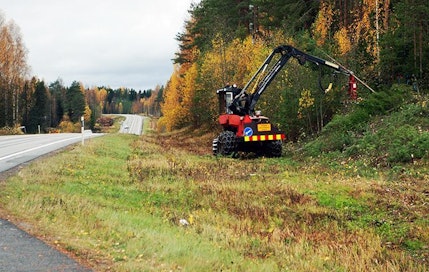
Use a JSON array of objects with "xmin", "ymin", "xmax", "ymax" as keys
[{"xmin": 212, "ymin": 45, "xmax": 355, "ymax": 157}]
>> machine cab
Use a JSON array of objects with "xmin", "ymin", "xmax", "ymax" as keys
[
  {"xmin": 216, "ymin": 85, "xmax": 239, "ymax": 114},
  {"xmin": 217, "ymin": 85, "xmax": 250, "ymax": 116}
]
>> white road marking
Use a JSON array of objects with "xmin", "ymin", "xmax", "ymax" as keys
[{"xmin": 0, "ymin": 136, "xmax": 81, "ymax": 162}]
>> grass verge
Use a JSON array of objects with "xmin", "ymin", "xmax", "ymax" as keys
[{"xmin": 0, "ymin": 131, "xmax": 428, "ymax": 271}]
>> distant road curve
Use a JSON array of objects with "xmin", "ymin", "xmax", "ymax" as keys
[
  {"xmin": 117, "ymin": 114, "xmax": 145, "ymax": 135},
  {"xmin": 0, "ymin": 131, "xmax": 103, "ymax": 173}
]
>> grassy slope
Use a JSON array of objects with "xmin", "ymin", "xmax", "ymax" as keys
[
  {"xmin": 0, "ymin": 92, "xmax": 428, "ymax": 271},
  {"xmin": 302, "ymin": 85, "xmax": 429, "ymax": 169},
  {"xmin": 0, "ymin": 132, "xmax": 427, "ymax": 271}
]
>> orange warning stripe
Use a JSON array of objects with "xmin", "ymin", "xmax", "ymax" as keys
[{"xmin": 244, "ymin": 134, "xmax": 285, "ymax": 142}]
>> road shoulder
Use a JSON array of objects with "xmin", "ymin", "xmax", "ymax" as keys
[
  {"xmin": 0, "ymin": 217, "xmax": 92, "ymax": 271},
  {"xmin": 0, "ymin": 147, "xmax": 94, "ymax": 271}
]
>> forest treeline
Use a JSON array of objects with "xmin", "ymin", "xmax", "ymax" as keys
[
  {"xmin": 0, "ymin": 13, "xmax": 162, "ymax": 134},
  {"xmin": 0, "ymin": 11, "xmax": 163, "ymax": 134},
  {"xmin": 21, "ymin": 78, "xmax": 163, "ymax": 134},
  {"xmin": 16, "ymin": 77, "xmax": 162, "ymax": 134},
  {"xmin": 1, "ymin": 0, "xmax": 428, "ymax": 136},
  {"xmin": 1, "ymin": 72, "xmax": 163, "ymax": 133},
  {"xmin": 159, "ymin": 0, "xmax": 428, "ymax": 140}
]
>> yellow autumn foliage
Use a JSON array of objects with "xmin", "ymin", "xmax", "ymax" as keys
[
  {"xmin": 181, "ymin": 62, "xmax": 199, "ymax": 123},
  {"xmin": 334, "ymin": 27, "xmax": 352, "ymax": 55},
  {"xmin": 299, "ymin": 89, "xmax": 315, "ymax": 109},
  {"xmin": 298, "ymin": 89, "xmax": 315, "ymax": 119},
  {"xmin": 159, "ymin": 65, "xmax": 185, "ymax": 131},
  {"xmin": 159, "ymin": 35, "xmax": 275, "ymax": 131},
  {"xmin": 197, "ymin": 36, "xmax": 268, "ymax": 90},
  {"xmin": 313, "ymin": 1, "xmax": 334, "ymax": 46}
]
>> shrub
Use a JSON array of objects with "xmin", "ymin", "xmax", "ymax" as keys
[
  {"xmin": 323, "ymin": 108, "xmax": 370, "ymax": 134},
  {"xmin": 387, "ymin": 126, "xmax": 429, "ymax": 163},
  {"xmin": 59, "ymin": 117, "xmax": 79, "ymax": 133},
  {"xmin": 358, "ymin": 84, "xmax": 413, "ymax": 116},
  {"xmin": 0, "ymin": 126, "xmax": 25, "ymax": 135},
  {"xmin": 96, "ymin": 116, "xmax": 114, "ymax": 127},
  {"xmin": 303, "ymin": 140, "xmax": 323, "ymax": 157}
]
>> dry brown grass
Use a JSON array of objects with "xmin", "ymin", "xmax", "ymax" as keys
[
  {"xmin": 126, "ymin": 130, "xmax": 428, "ymax": 271},
  {"xmin": 1, "ymin": 129, "xmax": 427, "ymax": 271}
]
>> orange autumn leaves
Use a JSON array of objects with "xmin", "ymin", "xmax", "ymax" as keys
[{"xmin": 159, "ymin": 37, "xmax": 267, "ymax": 131}]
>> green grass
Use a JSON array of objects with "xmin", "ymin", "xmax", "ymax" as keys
[{"xmin": 0, "ymin": 132, "xmax": 428, "ymax": 271}]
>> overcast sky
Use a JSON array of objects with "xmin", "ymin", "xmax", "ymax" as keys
[{"xmin": 0, "ymin": 0, "xmax": 198, "ymax": 90}]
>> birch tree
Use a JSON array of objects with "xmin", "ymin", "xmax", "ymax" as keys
[{"xmin": 0, "ymin": 16, "xmax": 28, "ymax": 127}]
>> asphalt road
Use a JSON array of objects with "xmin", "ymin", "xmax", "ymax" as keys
[
  {"xmin": 0, "ymin": 116, "xmax": 145, "ymax": 271},
  {"xmin": 118, "ymin": 114, "xmax": 145, "ymax": 135},
  {"xmin": 0, "ymin": 219, "xmax": 91, "ymax": 272},
  {"xmin": 0, "ymin": 131, "xmax": 103, "ymax": 173},
  {"xmin": 0, "ymin": 132, "xmax": 104, "ymax": 272}
]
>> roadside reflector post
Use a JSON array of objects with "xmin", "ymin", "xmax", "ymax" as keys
[{"xmin": 81, "ymin": 116, "xmax": 84, "ymax": 146}]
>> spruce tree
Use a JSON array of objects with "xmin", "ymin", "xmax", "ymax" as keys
[
  {"xmin": 65, "ymin": 81, "xmax": 86, "ymax": 123},
  {"xmin": 27, "ymin": 80, "xmax": 49, "ymax": 133}
]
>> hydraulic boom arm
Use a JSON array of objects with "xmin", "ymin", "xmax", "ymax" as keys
[{"xmin": 231, "ymin": 45, "xmax": 353, "ymax": 115}]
